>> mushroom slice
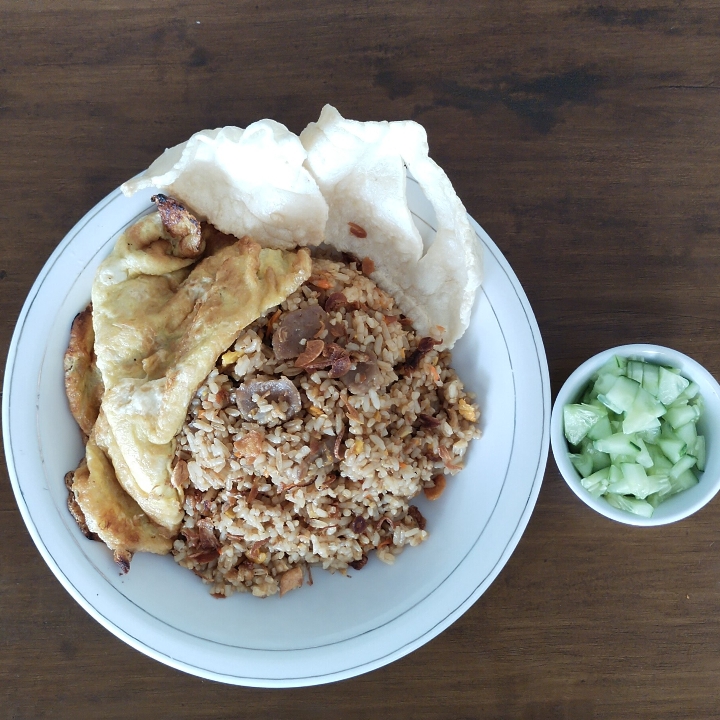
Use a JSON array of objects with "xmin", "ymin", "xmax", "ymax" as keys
[
  {"xmin": 272, "ymin": 305, "xmax": 330, "ymax": 360},
  {"xmin": 340, "ymin": 352, "xmax": 382, "ymax": 395},
  {"xmin": 236, "ymin": 377, "xmax": 302, "ymax": 421}
]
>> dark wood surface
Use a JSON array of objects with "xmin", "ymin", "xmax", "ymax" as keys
[{"xmin": 2, "ymin": 1, "xmax": 720, "ymax": 718}]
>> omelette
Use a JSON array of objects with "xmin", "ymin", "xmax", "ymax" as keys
[{"xmin": 65, "ymin": 195, "xmax": 311, "ymax": 569}]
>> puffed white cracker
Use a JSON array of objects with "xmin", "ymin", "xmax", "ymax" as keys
[
  {"xmin": 300, "ymin": 105, "xmax": 482, "ymax": 349},
  {"xmin": 121, "ymin": 120, "xmax": 328, "ymax": 250}
]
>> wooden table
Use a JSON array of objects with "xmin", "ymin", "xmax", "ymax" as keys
[{"xmin": 2, "ymin": 2, "xmax": 720, "ymax": 717}]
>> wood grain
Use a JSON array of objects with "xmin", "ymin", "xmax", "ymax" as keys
[{"xmin": 2, "ymin": 1, "xmax": 720, "ymax": 718}]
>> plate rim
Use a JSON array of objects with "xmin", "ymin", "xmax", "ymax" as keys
[{"xmin": 3, "ymin": 185, "xmax": 549, "ymax": 687}]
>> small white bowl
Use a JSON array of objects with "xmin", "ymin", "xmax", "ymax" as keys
[{"xmin": 550, "ymin": 344, "xmax": 720, "ymax": 526}]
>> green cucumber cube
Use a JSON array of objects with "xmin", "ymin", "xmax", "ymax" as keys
[
  {"xmin": 622, "ymin": 386, "xmax": 666, "ymax": 434},
  {"xmin": 594, "ymin": 432, "xmax": 641, "ymax": 458},
  {"xmin": 581, "ymin": 467, "xmax": 610, "ymax": 498},
  {"xmin": 647, "ymin": 444, "xmax": 673, "ymax": 473},
  {"xmin": 638, "ymin": 424, "xmax": 661, "ymax": 444},
  {"xmin": 658, "ymin": 366, "xmax": 690, "ymax": 405},
  {"xmin": 668, "ymin": 468, "xmax": 699, "ymax": 495},
  {"xmin": 587, "ymin": 414, "xmax": 613, "ymax": 441},
  {"xmin": 665, "ymin": 403, "xmax": 700, "ymax": 430},
  {"xmin": 613, "ymin": 463, "xmax": 671, "ymax": 500},
  {"xmin": 674, "ymin": 421, "xmax": 698, "ymax": 448},
  {"xmin": 605, "ymin": 493, "xmax": 654, "ymax": 518},
  {"xmin": 694, "ymin": 436, "xmax": 706, "ymax": 472},
  {"xmin": 569, "ymin": 452, "xmax": 594, "ymax": 478},
  {"xmin": 563, "ymin": 403, "xmax": 606, "ymax": 445},
  {"xmin": 642, "ymin": 363, "xmax": 660, "ymax": 397},
  {"xmin": 634, "ymin": 437, "xmax": 654, "ymax": 469},
  {"xmin": 627, "ymin": 360, "xmax": 644, "ymax": 384},
  {"xmin": 669, "ymin": 454, "xmax": 697, "ymax": 480},
  {"xmin": 676, "ymin": 381, "xmax": 700, "ymax": 403},
  {"xmin": 595, "ymin": 355, "xmax": 628, "ymax": 378},
  {"xmin": 599, "ymin": 375, "xmax": 640, "ymax": 414},
  {"xmin": 658, "ymin": 435, "xmax": 687, "ymax": 464},
  {"xmin": 592, "ymin": 372, "xmax": 620, "ymax": 399}
]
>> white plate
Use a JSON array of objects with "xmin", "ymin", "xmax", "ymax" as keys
[{"xmin": 3, "ymin": 178, "xmax": 549, "ymax": 687}]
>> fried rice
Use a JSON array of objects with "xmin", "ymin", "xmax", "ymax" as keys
[{"xmin": 171, "ymin": 255, "xmax": 481, "ymax": 598}]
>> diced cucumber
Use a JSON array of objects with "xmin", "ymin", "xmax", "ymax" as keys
[
  {"xmin": 596, "ymin": 395, "xmax": 623, "ymax": 415},
  {"xmin": 627, "ymin": 360, "xmax": 644, "ymax": 384},
  {"xmin": 642, "ymin": 363, "xmax": 660, "ymax": 397},
  {"xmin": 625, "ymin": 360, "xmax": 645, "ymax": 385},
  {"xmin": 563, "ymin": 403, "xmax": 606, "ymax": 445},
  {"xmin": 652, "ymin": 475, "xmax": 673, "ymax": 497},
  {"xmin": 592, "ymin": 450, "xmax": 612, "ymax": 472},
  {"xmin": 665, "ymin": 403, "xmax": 700, "ymax": 430},
  {"xmin": 574, "ymin": 438, "xmax": 609, "ymax": 474},
  {"xmin": 669, "ymin": 454, "xmax": 697, "ymax": 480},
  {"xmin": 563, "ymin": 355, "xmax": 705, "ymax": 518},
  {"xmin": 579, "ymin": 438, "xmax": 612, "ymax": 472},
  {"xmin": 658, "ymin": 366, "xmax": 690, "ymax": 405},
  {"xmin": 608, "ymin": 463, "xmax": 624, "ymax": 485},
  {"xmin": 612, "ymin": 454, "xmax": 641, "ymax": 465},
  {"xmin": 622, "ymin": 386, "xmax": 666, "ymax": 434},
  {"xmin": 595, "ymin": 355, "xmax": 627, "ymax": 377},
  {"xmin": 647, "ymin": 475, "xmax": 674, "ymax": 506},
  {"xmin": 669, "ymin": 468, "xmax": 699, "ymax": 494},
  {"xmin": 605, "ymin": 493, "xmax": 654, "ymax": 518},
  {"xmin": 695, "ymin": 436, "xmax": 706, "ymax": 472},
  {"xmin": 646, "ymin": 444, "xmax": 673, "ymax": 473},
  {"xmin": 675, "ymin": 420, "xmax": 698, "ymax": 448},
  {"xmin": 658, "ymin": 435, "xmax": 687, "ymax": 464},
  {"xmin": 594, "ymin": 432, "xmax": 641, "ymax": 458},
  {"xmin": 569, "ymin": 452, "xmax": 594, "ymax": 478},
  {"xmin": 598, "ymin": 375, "xmax": 641, "ymax": 414},
  {"xmin": 605, "ymin": 470, "xmax": 638, "ymax": 497},
  {"xmin": 638, "ymin": 424, "xmax": 661, "ymax": 444},
  {"xmin": 586, "ymin": 413, "xmax": 613, "ymax": 441},
  {"xmin": 690, "ymin": 393, "xmax": 705, "ymax": 413},
  {"xmin": 634, "ymin": 437, "xmax": 653, "ymax": 469},
  {"xmin": 581, "ymin": 467, "xmax": 610, "ymax": 498},
  {"xmin": 647, "ymin": 492, "xmax": 663, "ymax": 509},
  {"xmin": 676, "ymin": 381, "xmax": 700, "ymax": 403},
  {"xmin": 607, "ymin": 462, "xmax": 670, "ymax": 500},
  {"xmin": 592, "ymin": 372, "xmax": 620, "ymax": 398}
]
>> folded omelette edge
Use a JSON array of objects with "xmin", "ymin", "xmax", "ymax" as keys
[{"xmin": 72, "ymin": 206, "xmax": 311, "ymax": 546}]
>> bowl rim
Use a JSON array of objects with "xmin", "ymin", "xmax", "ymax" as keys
[{"xmin": 550, "ymin": 343, "xmax": 720, "ymax": 526}]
